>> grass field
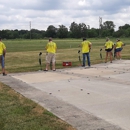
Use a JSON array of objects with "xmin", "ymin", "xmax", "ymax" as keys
[
  {"xmin": 0, "ymin": 38, "xmax": 130, "ymax": 130},
  {"xmin": 0, "ymin": 83, "xmax": 75, "ymax": 130},
  {"xmin": 4, "ymin": 38, "xmax": 130, "ymax": 73}
]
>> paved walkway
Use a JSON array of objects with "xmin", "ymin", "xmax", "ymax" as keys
[{"xmin": 1, "ymin": 60, "xmax": 130, "ymax": 130}]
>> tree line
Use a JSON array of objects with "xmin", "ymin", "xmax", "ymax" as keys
[{"xmin": 0, "ymin": 21, "xmax": 130, "ymax": 39}]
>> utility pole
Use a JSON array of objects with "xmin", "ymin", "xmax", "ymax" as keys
[
  {"xmin": 87, "ymin": 25, "xmax": 90, "ymax": 38},
  {"xmin": 30, "ymin": 21, "xmax": 31, "ymax": 40},
  {"xmin": 99, "ymin": 17, "xmax": 102, "ymax": 37},
  {"xmin": 87, "ymin": 25, "xmax": 90, "ymax": 29}
]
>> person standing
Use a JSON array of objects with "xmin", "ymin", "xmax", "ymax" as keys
[
  {"xmin": 0, "ymin": 37, "xmax": 7, "ymax": 76},
  {"xmin": 114, "ymin": 39, "xmax": 124, "ymax": 60},
  {"xmin": 79, "ymin": 38, "xmax": 92, "ymax": 67},
  {"xmin": 44, "ymin": 37, "xmax": 57, "ymax": 71},
  {"xmin": 104, "ymin": 38, "xmax": 114, "ymax": 63}
]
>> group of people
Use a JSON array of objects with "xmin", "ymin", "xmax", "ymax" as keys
[
  {"xmin": 44, "ymin": 37, "xmax": 124, "ymax": 70},
  {"xmin": 0, "ymin": 37, "xmax": 125, "ymax": 75},
  {"xmin": 104, "ymin": 38, "xmax": 125, "ymax": 63},
  {"xmin": 78, "ymin": 37, "xmax": 125, "ymax": 67}
]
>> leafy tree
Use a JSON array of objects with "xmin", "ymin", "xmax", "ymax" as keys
[
  {"xmin": 46, "ymin": 25, "xmax": 57, "ymax": 38},
  {"xmin": 119, "ymin": 24, "xmax": 130, "ymax": 30},
  {"xmin": 1, "ymin": 21, "xmax": 130, "ymax": 39},
  {"xmin": 57, "ymin": 25, "xmax": 68, "ymax": 38},
  {"xmin": 102, "ymin": 21, "xmax": 115, "ymax": 30},
  {"xmin": 69, "ymin": 22, "xmax": 79, "ymax": 38},
  {"xmin": 88, "ymin": 28, "xmax": 98, "ymax": 38},
  {"xmin": 78, "ymin": 23, "xmax": 87, "ymax": 38},
  {"xmin": 70, "ymin": 22, "xmax": 88, "ymax": 38},
  {"xmin": 13, "ymin": 29, "xmax": 19, "ymax": 39}
]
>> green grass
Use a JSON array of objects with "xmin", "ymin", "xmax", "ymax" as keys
[
  {"xmin": 0, "ymin": 83, "xmax": 75, "ymax": 130},
  {"xmin": 3, "ymin": 38, "xmax": 130, "ymax": 73},
  {"xmin": 1, "ymin": 38, "xmax": 130, "ymax": 130}
]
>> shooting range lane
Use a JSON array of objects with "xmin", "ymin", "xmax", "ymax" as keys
[
  {"xmin": 12, "ymin": 71, "xmax": 80, "ymax": 83},
  {"xmin": 1, "ymin": 60, "xmax": 130, "ymax": 130}
]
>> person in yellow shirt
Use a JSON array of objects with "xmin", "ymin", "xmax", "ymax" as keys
[
  {"xmin": 104, "ymin": 38, "xmax": 114, "ymax": 63},
  {"xmin": 0, "ymin": 37, "xmax": 7, "ymax": 76},
  {"xmin": 79, "ymin": 38, "xmax": 92, "ymax": 67},
  {"xmin": 114, "ymin": 39, "xmax": 124, "ymax": 60},
  {"xmin": 44, "ymin": 37, "xmax": 57, "ymax": 71}
]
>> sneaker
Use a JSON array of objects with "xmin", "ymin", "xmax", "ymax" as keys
[
  {"xmin": 82, "ymin": 65, "xmax": 85, "ymax": 67},
  {"xmin": 44, "ymin": 69, "xmax": 48, "ymax": 71},
  {"xmin": 85, "ymin": 66, "xmax": 91, "ymax": 69},
  {"xmin": 3, "ymin": 73, "xmax": 7, "ymax": 76}
]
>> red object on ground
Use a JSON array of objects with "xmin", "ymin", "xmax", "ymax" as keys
[{"xmin": 62, "ymin": 62, "xmax": 72, "ymax": 66}]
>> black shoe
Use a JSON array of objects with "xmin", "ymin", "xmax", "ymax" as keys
[
  {"xmin": 3, "ymin": 73, "xmax": 7, "ymax": 76},
  {"xmin": 82, "ymin": 65, "xmax": 85, "ymax": 67},
  {"xmin": 44, "ymin": 69, "xmax": 48, "ymax": 71}
]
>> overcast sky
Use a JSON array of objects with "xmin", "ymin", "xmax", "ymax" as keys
[{"xmin": 0, "ymin": 0, "xmax": 130, "ymax": 31}]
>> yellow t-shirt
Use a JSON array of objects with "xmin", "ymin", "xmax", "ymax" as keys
[
  {"xmin": 0, "ymin": 42, "xmax": 6, "ymax": 55},
  {"xmin": 115, "ymin": 41, "xmax": 123, "ymax": 48},
  {"xmin": 81, "ymin": 40, "xmax": 91, "ymax": 53},
  {"xmin": 46, "ymin": 41, "xmax": 57, "ymax": 53},
  {"xmin": 105, "ymin": 41, "xmax": 114, "ymax": 49}
]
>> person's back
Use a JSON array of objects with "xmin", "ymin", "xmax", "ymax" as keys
[
  {"xmin": 115, "ymin": 40, "xmax": 123, "ymax": 48},
  {"xmin": 46, "ymin": 41, "xmax": 57, "ymax": 53},
  {"xmin": 79, "ymin": 38, "xmax": 92, "ymax": 67},
  {"xmin": 0, "ymin": 41, "xmax": 5, "ymax": 55},
  {"xmin": 81, "ymin": 40, "xmax": 91, "ymax": 53},
  {"xmin": 105, "ymin": 40, "xmax": 113, "ymax": 49},
  {"xmin": 115, "ymin": 39, "xmax": 124, "ymax": 60},
  {"xmin": 44, "ymin": 37, "xmax": 57, "ymax": 71},
  {"xmin": 104, "ymin": 38, "xmax": 113, "ymax": 63}
]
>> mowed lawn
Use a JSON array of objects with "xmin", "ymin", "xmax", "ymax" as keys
[
  {"xmin": 0, "ymin": 83, "xmax": 76, "ymax": 130},
  {"xmin": 4, "ymin": 38, "xmax": 130, "ymax": 73},
  {"xmin": 0, "ymin": 38, "xmax": 130, "ymax": 130}
]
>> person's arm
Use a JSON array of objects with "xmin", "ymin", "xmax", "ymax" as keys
[
  {"xmin": 3, "ymin": 43, "xmax": 6, "ymax": 57},
  {"xmin": 104, "ymin": 43, "xmax": 107, "ymax": 49},
  {"xmin": 89, "ymin": 42, "xmax": 92, "ymax": 49},
  {"xmin": 112, "ymin": 42, "xmax": 114, "ymax": 50},
  {"xmin": 2, "ymin": 49, "xmax": 6, "ymax": 58},
  {"xmin": 121, "ymin": 42, "xmax": 125, "ymax": 47},
  {"xmin": 55, "ymin": 44, "xmax": 57, "ymax": 53}
]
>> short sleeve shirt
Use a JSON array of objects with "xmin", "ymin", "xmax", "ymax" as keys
[
  {"xmin": 0, "ymin": 42, "xmax": 6, "ymax": 55},
  {"xmin": 81, "ymin": 40, "xmax": 91, "ymax": 53},
  {"xmin": 115, "ymin": 41, "xmax": 123, "ymax": 48},
  {"xmin": 105, "ymin": 41, "xmax": 114, "ymax": 49},
  {"xmin": 46, "ymin": 41, "xmax": 57, "ymax": 53}
]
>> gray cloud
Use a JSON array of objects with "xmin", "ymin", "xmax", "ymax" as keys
[{"xmin": 0, "ymin": 0, "xmax": 130, "ymax": 30}]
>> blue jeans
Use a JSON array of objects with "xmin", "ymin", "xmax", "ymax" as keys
[
  {"xmin": 82, "ymin": 53, "xmax": 90, "ymax": 66},
  {"xmin": 0, "ymin": 55, "xmax": 5, "ymax": 68}
]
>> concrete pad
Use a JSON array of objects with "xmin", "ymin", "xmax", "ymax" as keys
[{"xmin": 1, "ymin": 60, "xmax": 130, "ymax": 130}]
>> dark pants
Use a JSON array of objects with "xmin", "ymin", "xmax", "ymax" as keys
[
  {"xmin": 82, "ymin": 53, "xmax": 90, "ymax": 67},
  {"xmin": 0, "ymin": 55, "xmax": 5, "ymax": 68}
]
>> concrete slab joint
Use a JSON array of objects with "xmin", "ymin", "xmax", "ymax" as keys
[{"xmin": 1, "ymin": 60, "xmax": 130, "ymax": 130}]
